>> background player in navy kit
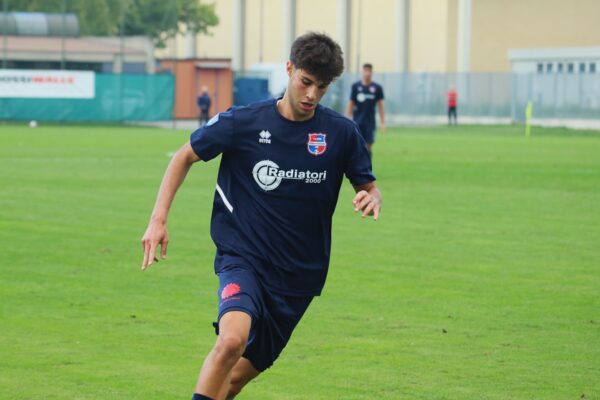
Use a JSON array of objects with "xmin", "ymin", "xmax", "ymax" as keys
[
  {"xmin": 140, "ymin": 32, "xmax": 382, "ymax": 400},
  {"xmin": 197, "ymin": 86, "xmax": 212, "ymax": 127},
  {"xmin": 346, "ymin": 63, "xmax": 386, "ymax": 157}
]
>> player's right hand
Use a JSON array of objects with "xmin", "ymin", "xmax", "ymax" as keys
[{"xmin": 141, "ymin": 220, "xmax": 169, "ymax": 270}]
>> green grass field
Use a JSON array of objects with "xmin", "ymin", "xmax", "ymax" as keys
[{"xmin": 1, "ymin": 123, "xmax": 599, "ymax": 399}]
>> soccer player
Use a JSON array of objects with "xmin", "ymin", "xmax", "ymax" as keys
[
  {"xmin": 346, "ymin": 63, "xmax": 385, "ymax": 157},
  {"xmin": 140, "ymin": 32, "xmax": 382, "ymax": 400},
  {"xmin": 197, "ymin": 86, "xmax": 212, "ymax": 127},
  {"xmin": 447, "ymin": 86, "xmax": 458, "ymax": 125}
]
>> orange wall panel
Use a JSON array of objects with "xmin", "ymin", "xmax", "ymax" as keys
[{"xmin": 158, "ymin": 59, "xmax": 233, "ymax": 119}]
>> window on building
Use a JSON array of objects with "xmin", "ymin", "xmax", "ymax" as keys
[
  {"xmin": 557, "ymin": 63, "xmax": 564, "ymax": 73},
  {"xmin": 123, "ymin": 63, "xmax": 146, "ymax": 74},
  {"xmin": 546, "ymin": 63, "xmax": 553, "ymax": 73},
  {"xmin": 537, "ymin": 62, "xmax": 544, "ymax": 73},
  {"xmin": 567, "ymin": 63, "xmax": 574, "ymax": 73},
  {"xmin": 579, "ymin": 62, "xmax": 586, "ymax": 73},
  {"xmin": 589, "ymin": 63, "xmax": 596, "ymax": 74}
]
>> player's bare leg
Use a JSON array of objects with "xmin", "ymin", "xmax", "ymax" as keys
[
  {"xmin": 214, "ymin": 347, "xmax": 260, "ymax": 399},
  {"xmin": 215, "ymin": 369, "xmax": 232, "ymax": 400},
  {"xmin": 194, "ymin": 311, "xmax": 251, "ymax": 399},
  {"xmin": 225, "ymin": 357, "xmax": 260, "ymax": 399}
]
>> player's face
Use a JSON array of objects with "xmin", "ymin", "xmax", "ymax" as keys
[
  {"xmin": 286, "ymin": 62, "xmax": 329, "ymax": 119},
  {"xmin": 362, "ymin": 67, "xmax": 373, "ymax": 82}
]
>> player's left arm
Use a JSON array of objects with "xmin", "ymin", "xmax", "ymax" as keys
[
  {"xmin": 377, "ymin": 100, "xmax": 385, "ymax": 133},
  {"xmin": 352, "ymin": 181, "xmax": 382, "ymax": 220},
  {"xmin": 346, "ymin": 83, "xmax": 357, "ymax": 118}
]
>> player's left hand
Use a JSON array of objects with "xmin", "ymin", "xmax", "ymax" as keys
[
  {"xmin": 353, "ymin": 190, "xmax": 381, "ymax": 220},
  {"xmin": 380, "ymin": 122, "xmax": 386, "ymax": 133}
]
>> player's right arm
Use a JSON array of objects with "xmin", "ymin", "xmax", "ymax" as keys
[
  {"xmin": 345, "ymin": 100, "xmax": 354, "ymax": 119},
  {"xmin": 141, "ymin": 143, "xmax": 200, "ymax": 270},
  {"xmin": 141, "ymin": 108, "xmax": 235, "ymax": 270}
]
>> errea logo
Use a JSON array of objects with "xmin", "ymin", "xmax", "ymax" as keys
[{"xmin": 259, "ymin": 130, "xmax": 272, "ymax": 144}]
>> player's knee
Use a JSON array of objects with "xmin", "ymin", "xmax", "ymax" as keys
[{"xmin": 214, "ymin": 334, "xmax": 246, "ymax": 361}]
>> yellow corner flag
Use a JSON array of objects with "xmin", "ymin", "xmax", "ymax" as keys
[{"xmin": 525, "ymin": 101, "xmax": 533, "ymax": 137}]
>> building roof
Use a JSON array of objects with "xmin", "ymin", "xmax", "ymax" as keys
[
  {"xmin": 0, "ymin": 36, "xmax": 146, "ymax": 55},
  {"xmin": 509, "ymin": 47, "xmax": 600, "ymax": 62}
]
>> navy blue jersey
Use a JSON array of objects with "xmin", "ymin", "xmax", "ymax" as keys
[
  {"xmin": 350, "ymin": 81, "xmax": 384, "ymax": 127},
  {"xmin": 190, "ymin": 98, "xmax": 375, "ymax": 296}
]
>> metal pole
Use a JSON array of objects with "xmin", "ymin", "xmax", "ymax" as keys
[
  {"xmin": 355, "ymin": 0, "xmax": 362, "ymax": 73},
  {"xmin": 488, "ymin": 73, "xmax": 493, "ymax": 116},
  {"xmin": 171, "ymin": 28, "xmax": 177, "ymax": 130},
  {"xmin": 119, "ymin": 0, "xmax": 126, "ymax": 122},
  {"xmin": 232, "ymin": 0, "xmax": 246, "ymax": 71},
  {"xmin": 283, "ymin": 0, "xmax": 296, "ymax": 61},
  {"xmin": 552, "ymin": 70, "xmax": 558, "ymax": 118},
  {"xmin": 561, "ymin": 66, "xmax": 566, "ymax": 119},
  {"xmin": 457, "ymin": 0, "xmax": 472, "ymax": 72},
  {"xmin": 337, "ymin": 0, "xmax": 351, "ymax": 73},
  {"xmin": 171, "ymin": 51, "xmax": 177, "ymax": 130},
  {"xmin": 120, "ymin": 2, "xmax": 125, "ymax": 74},
  {"xmin": 2, "ymin": 0, "xmax": 8, "ymax": 68},
  {"xmin": 61, "ymin": 0, "xmax": 66, "ymax": 69},
  {"xmin": 396, "ymin": 0, "xmax": 410, "ymax": 72},
  {"xmin": 259, "ymin": 0, "xmax": 264, "ymax": 63}
]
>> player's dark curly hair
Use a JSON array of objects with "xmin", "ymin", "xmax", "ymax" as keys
[{"xmin": 290, "ymin": 32, "xmax": 344, "ymax": 85}]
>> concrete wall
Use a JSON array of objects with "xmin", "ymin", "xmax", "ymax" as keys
[
  {"xmin": 409, "ymin": 0, "xmax": 449, "ymax": 72},
  {"xmin": 156, "ymin": 0, "xmax": 600, "ymax": 73},
  {"xmin": 244, "ymin": 0, "xmax": 285, "ymax": 66},
  {"xmin": 349, "ymin": 0, "xmax": 396, "ymax": 72},
  {"xmin": 471, "ymin": 0, "xmax": 600, "ymax": 72},
  {"xmin": 445, "ymin": 0, "xmax": 458, "ymax": 72}
]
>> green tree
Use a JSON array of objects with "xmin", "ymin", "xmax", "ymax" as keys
[
  {"xmin": 121, "ymin": 0, "xmax": 219, "ymax": 47},
  {"xmin": 6, "ymin": 0, "xmax": 219, "ymax": 47}
]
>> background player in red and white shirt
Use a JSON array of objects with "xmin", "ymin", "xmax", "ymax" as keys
[{"xmin": 447, "ymin": 86, "xmax": 458, "ymax": 125}]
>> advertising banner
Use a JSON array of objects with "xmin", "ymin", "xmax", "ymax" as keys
[{"xmin": 0, "ymin": 69, "xmax": 95, "ymax": 98}]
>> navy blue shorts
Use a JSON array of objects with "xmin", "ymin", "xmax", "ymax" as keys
[
  {"xmin": 214, "ymin": 265, "xmax": 313, "ymax": 372},
  {"xmin": 358, "ymin": 123, "xmax": 376, "ymax": 144}
]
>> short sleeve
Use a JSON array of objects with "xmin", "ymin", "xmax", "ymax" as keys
[
  {"xmin": 376, "ymin": 85, "xmax": 384, "ymax": 101},
  {"xmin": 189, "ymin": 108, "xmax": 234, "ymax": 161},
  {"xmin": 344, "ymin": 125, "xmax": 376, "ymax": 186},
  {"xmin": 350, "ymin": 83, "xmax": 358, "ymax": 102}
]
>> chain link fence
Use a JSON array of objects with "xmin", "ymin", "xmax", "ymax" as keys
[{"xmin": 321, "ymin": 72, "xmax": 600, "ymax": 123}]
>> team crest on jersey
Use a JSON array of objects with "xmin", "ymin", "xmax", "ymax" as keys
[{"xmin": 307, "ymin": 133, "xmax": 327, "ymax": 156}]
